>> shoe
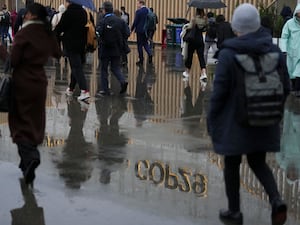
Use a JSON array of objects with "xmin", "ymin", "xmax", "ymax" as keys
[
  {"xmin": 78, "ymin": 100, "xmax": 89, "ymax": 111},
  {"xmin": 120, "ymin": 82, "xmax": 128, "ymax": 94},
  {"xmin": 200, "ymin": 80, "xmax": 207, "ymax": 91},
  {"xmin": 148, "ymin": 55, "xmax": 153, "ymax": 64},
  {"xmin": 200, "ymin": 72, "xmax": 208, "ymax": 81},
  {"xmin": 65, "ymin": 87, "xmax": 73, "ymax": 96},
  {"xmin": 219, "ymin": 209, "xmax": 243, "ymax": 225},
  {"xmin": 271, "ymin": 199, "xmax": 287, "ymax": 225},
  {"xmin": 95, "ymin": 90, "xmax": 111, "ymax": 97},
  {"xmin": 136, "ymin": 61, "xmax": 143, "ymax": 66},
  {"xmin": 182, "ymin": 71, "xmax": 189, "ymax": 78},
  {"xmin": 77, "ymin": 90, "xmax": 90, "ymax": 101},
  {"xmin": 23, "ymin": 160, "xmax": 40, "ymax": 184}
]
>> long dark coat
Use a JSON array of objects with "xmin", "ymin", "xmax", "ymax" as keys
[
  {"xmin": 8, "ymin": 21, "xmax": 61, "ymax": 145},
  {"xmin": 207, "ymin": 29, "xmax": 290, "ymax": 156}
]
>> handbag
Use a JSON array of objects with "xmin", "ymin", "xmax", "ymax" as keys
[
  {"xmin": 183, "ymin": 26, "xmax": 196, "ymax": 43},
  {"xmin": 0, "ymin": 57, "xmax": 12, "ymax": 112}
]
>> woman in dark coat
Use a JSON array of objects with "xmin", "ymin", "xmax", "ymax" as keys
[
  {"xmin": 207, "ymin": 4, "xmax": 290, "ymax": 225},
  {"xmin": 0, "ymin": 3, "xmax": 61, "ymax": 184}
]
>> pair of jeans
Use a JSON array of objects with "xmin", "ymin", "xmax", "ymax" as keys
[
  {"xmin": 100, "ymin": 56, "xmax": 125, "ymax": 93},
  {"xmin": 67, "ymin": 52, "xmax": 88, "ymax": 91},
  {"xmin": 224, "ymin": 152, "xmax": 280, "ymax": 212}
]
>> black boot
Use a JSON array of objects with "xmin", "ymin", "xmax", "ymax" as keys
[
  {"xmin": 120, "ymin": 82, "xmax": 128, "ymax": 94},
  {"xmin": 271, "ymin": 199, "xmax": 287, "ymax": 225},
  {"xmin": 23, "ymin": 159, "xmax": 40, "ymax": 184},
  {"xmin": 219, "ymin": 209, "xmax": 243, "ymax": 225}
]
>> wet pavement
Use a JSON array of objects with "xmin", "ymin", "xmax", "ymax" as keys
[{"xmin": 0, "ymin": 45, "xmax": 299, "ymax": 225}]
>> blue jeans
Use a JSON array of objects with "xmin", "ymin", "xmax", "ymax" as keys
[
  {"xmin": 67, "ymin": 52, "xmax": 88, "ymax": 91},
  {"xmin": 100, "ymin": 56, "xmax": 125, "ymax": 93}
]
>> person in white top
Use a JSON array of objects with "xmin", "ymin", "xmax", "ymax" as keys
[{"xmin": 51, "ymin": 4, "xmax": 65, "ymax": 30}]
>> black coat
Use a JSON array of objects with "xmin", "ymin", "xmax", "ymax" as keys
[
  {"xmin": 97, "ymin": 13, "xmax": 129, "ymax": 58},
  {"xmin": 207, "ymin": 29, "xmax": 290, "ymax": 156},
  {"xmin": 216, "ymin": 21, "xmax": 235, "ymax": 49},
  {"xmin": 55, "ymin": 3, "xmax": 87, "ymax": 54}
]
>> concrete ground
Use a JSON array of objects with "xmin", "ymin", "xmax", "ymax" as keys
[{"xmin": 0, "ymin": 45, "xmax": 299, "ymax": 225}]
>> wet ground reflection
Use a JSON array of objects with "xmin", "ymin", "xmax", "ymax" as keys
[{"xmin": 0, "ymin": 45, "xmax": 299, "ymax": 225}]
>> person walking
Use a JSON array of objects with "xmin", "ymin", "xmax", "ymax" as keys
[
  {"xmin": 131, "ymin": 0, "xmax": 153, "ymax": 66},
  {"xmin": 147, "ymin": 7, "xmax": 158, "ymax": 50},
  {"xmin": 180, "ymin": 8, "xmax": 207, "ymax": 81},
  {"xmin": 0, "ymin": 3, "xmax": 61, "ymax": 185},
  {"xmin": 95, "ymin": 1, "xmax": 129, "ymax": 97},
  {"xmin": 14, "ymin": 0, "xmax": 34, "ymax": 35},
  {"xmin": 120, "ymin": 6, "xmax": 129, "ymax": 25},
  {"xmin": 203, "ymin": 12, "xmax": 217, "ymax": 65},
  {"xmin": 207, "ymin": 4, "xmax": 290, "ymax": 225},
  {"xmin": 215, "ymin": 14, "xmax": 235, "ymax": 49},
  {"xmin": 0, "ymin": 5, "xmax": 12, "ymax": 45},
  {"xmin": 51, "ymin": 4, "xmax": 65, "ymax": 30},
  {"xmin": 55, "ymin": 0, "xmax": 90, "ymax": 101},
  {"xmin": 280, "ymin": 3, "xmax": 300, "ymax": 97}
]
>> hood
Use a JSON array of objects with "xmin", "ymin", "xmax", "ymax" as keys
[
  {"xmin": 294, "ymin": 3, "xmax": 300, "ymax": 16},
  {"xmin": 221, "ymin": 28, "xmax": 273, "ymax": 55}
]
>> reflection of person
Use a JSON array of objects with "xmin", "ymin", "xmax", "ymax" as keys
[
  {"xmin": 56, "ymin": 99, "xmax": 93, "ymax": 189},
  {"xmin": 277, "ymin": 95, "xmax": 300, "ymax": 183},
  {"xmin": 132, "ymin": 65, "xmax": 155, "ymax": 127},
  {"xmin": 95, "ymin": 97, "xmax": 128, "ymax": 184},
  {"xmin": 0, "ymin": 3, "xmax": 61, "ymax": 185},
  {"xmin": 207, "ymin": 4, "xmax": 290, "ymax": 225},
  {"xmin": 280, "ymin": 4, "xmax": 300, "ymax": 97},
  {"xmin": 10, "ymin": 179, "xmax": 45, "ymax": 225}
]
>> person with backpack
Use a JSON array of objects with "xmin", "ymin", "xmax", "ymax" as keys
[
  {"xmin": 180, "ymin": 8, "xmax": 207, "ymax": 81},
  {"xmin": 54, "ymin": 0, "xmax": 90, "ymax": 101},
  {"xmin": 131, "ymin": 0, "xmax": 153, "ymax": 66},
  {"xmin": 203, "ymin": 12, "xmax": 217, "ymax": 65},
  {"xmin": 95, "ymin": 1, "xmax": 129, "ymax": 97},
  {"xmin": 147, "ymin": 7, "xmax": 158, "ymax": 50},
  {"xmin": 207, "ymin": 4, "xmax": 290, "ymax": 225},
  {"xmin": 280, "ymin": 3, "xmax": 300, "ymax": 97}
]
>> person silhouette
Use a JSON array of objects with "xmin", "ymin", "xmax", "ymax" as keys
[
  {"xmin": 10, "ymin": 179, "xmax": 46, "ymax": 225},
  {"xmin": 95, "ymin": 96, "xmax": 128, "ymax": 184},
  {"xmin": 56, "ymin": 99, "xmax": 93, "ymax": 189}
]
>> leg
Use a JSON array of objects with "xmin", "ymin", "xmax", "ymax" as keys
[
  {"xmin": 183, "ymin": 44, "xmax": 194, "ymax": 76},
  {"xmin": 247, "ymin": 152, "xmax": 287, "ymax": 225},
  {"xmin": 100, "ymin": 57, "xmax": 110, "ymax": 93},
  {"xmin": 110, "ymin": 56, "xmax": 127, "ymax": 94},
  {"xmin": 136, "ymin": 33, "xmax": 144, "ymax": 63},
  {"xmin": 17, "ymin": 142, "xmax": 40, "ymax": 184},
  {"xmin": 68, "ymin": 52, "xmax": 88, "ymax": 91},
  {"xmin": 203, "ymin": 42, "xmax": 210, "ymax": 65}
]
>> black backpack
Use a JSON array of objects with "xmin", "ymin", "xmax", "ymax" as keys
[
  {"xmin": 234, "ymin": 52, "xmax": 284, "ymax": 127},
  {"xmin": 102, "ymin": 16, "xmax": 122, "ymax": 47}
]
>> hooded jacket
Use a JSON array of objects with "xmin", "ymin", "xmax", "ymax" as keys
[
  {"xmin": 207, "ymin": 29, "xmax": 290, "ymax": 155},
  {"xmin": 280, "ymin": 4, "xmax": 300, "ymax": 79}
]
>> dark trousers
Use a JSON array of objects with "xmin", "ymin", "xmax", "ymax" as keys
[
  {"xmin": 136, "ymin": 32, "xmax": 152, "ymax": 62},
  {"xmin": 185, "ymin": 42, "xmax": 206, "ymax": 70},
  {"xmin": 17, "ymin": 143, "xmax": 40, "ymax": 172},
  {"xmin": 67, "ymin": 52, "xmax": 88, "ymax": 91},
  {"xmin": 100, "ymin": 56, "xmax": 125, "ymax": 93},
  {"xmin": 224, "ymin": 152, "xmax": 280, "ymax": 212}
]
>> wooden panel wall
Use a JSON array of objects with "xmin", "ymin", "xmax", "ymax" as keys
[{"xmin": 11, "ymin": 0, "xmax": 296, "ymax": 44}]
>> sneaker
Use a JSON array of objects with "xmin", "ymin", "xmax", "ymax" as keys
[
  {"xmin": 78, "ymin": 100, "xmax": 89, "ymax": 111},
  {"xmin": 271, "ymin": 199, "xmax": 287, "ymax": 225},
  {"xmin": 200, "ymin": 80, "xmax": 207, "ymax": 91},
  {"xmin": 65, "ymin": 87, "xmax": 73, "ymax": 96},
  {"xmin": 219, "ymin": 209, "xmax": 243, "ymax": 225},
  {"xmin": 200, "ymin": 72, "xmax": 207, "ymax": 81},
  {"xmin": 120, "ymin": 82, "xmax": 128, "ymax": 94},
  {"xmin": 182, "ymin": 71, "xmax": 189, "ymax": 78},
  {"xmin": 77, "ymin": 90, "xmax": 90, "ymax": 101}
]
